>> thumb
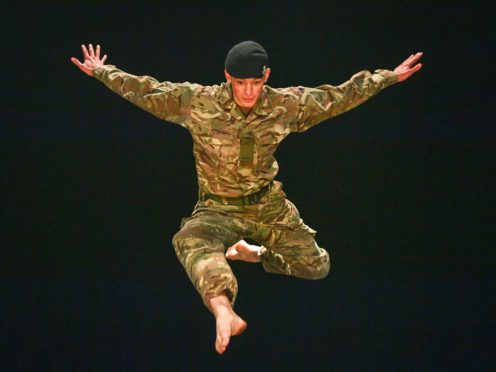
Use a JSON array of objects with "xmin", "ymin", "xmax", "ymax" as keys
[
  {"xmin": 70, "ymin": 57, "xmax": 82, "ymax": 66},
  {"xmin": 70, "ymin": 57, "xmax": 93, "ymax": 76}
]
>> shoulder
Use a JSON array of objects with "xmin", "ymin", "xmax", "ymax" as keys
[
  {"xmin": 189, "ymin": 82, "xmax": 235, "ymax": 108},
  {"xmin": 192, "ymin": 83, "xmax": 224, "ymax": 97},
  {"xmin": 172, "ymin": 81, "xmax": 205, "ymax": 93},
  {"xmin": 264, "ymin": 85, "xmax": 305, "ymax": 107},
  {"xmin": 266, "ymin": 85, "xmax": 311, "ymax": 98},
  {"xmin": 166, "ymin": 82, "xmax": 221, "ymax": 105}
]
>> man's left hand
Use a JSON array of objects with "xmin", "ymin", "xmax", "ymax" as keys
[{"xmin": 394, "ymin": 52, "xmax": 423, "ymax": 82}]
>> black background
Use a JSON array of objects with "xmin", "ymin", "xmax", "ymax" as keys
[{"xmin": 2, "ymin": 1, "xmax": 494, "ymax": 370}]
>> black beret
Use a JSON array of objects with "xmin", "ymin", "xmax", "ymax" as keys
[{"xmin": 225, "ymin": 40, "xmax": 268, "ymax": 78}]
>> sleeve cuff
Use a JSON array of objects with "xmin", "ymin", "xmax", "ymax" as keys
[
  {"xmin": 92, "ymin": 65, "xmax": 115, "ymax": 80},
  {"xmin": 374, "ymin": 69, "xmax": 398, "ymax": 87}
]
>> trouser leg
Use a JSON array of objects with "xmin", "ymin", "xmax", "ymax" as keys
[
  {"xmin": 258, "ymin": 224, "xmax": 330, "ymax": 279},
  {"xmin": 254, "ymin": 197, "xmax": 330, "ymax": 279},
  {"xmin": 172, "ymin": 212, "xmax": 242, "ymax": 310}
]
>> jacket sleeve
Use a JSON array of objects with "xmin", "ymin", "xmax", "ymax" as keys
[
  {"xmin": 292, "ymin": 69, "xmax": 398, "ymax": 132},
  {"xmin": 93, "ymin": 65, "xmax": 200, "ymax": 127}
]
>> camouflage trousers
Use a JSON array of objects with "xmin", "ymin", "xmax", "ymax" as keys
[{"xmin": 172, "ymin": 181, "xmax": 330, "ymax": 311}]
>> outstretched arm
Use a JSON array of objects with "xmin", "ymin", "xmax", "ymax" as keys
[
  {"xmin": 292, "ymin": 52, "xmax": 424, "ymax": 132},
  {"xmin": 71, "ymin": 43, "xmax": 108, "ymax": 76},
  {"xmin": 70, "ymin": 43, "xmax": 197, "ymax": 126}
]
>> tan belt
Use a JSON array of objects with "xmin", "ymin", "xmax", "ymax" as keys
[{"xmin": 202, "ymin": 182, "xmax": 273, "ymax": 206}]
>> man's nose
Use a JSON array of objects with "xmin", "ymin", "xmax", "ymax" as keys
[{"xmin": 245, "ymin": 84, "xmax": 253, "ymax": 96}]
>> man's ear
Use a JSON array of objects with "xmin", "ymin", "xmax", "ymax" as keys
[
  {"xmin": 263, "ymin": 68, "xmax": 271, "ymax": 83},
  {"xmin": 224, "ymin": 70, "xmax": 231, "ymax": 82}
]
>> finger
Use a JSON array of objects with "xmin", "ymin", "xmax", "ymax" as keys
[
  {"xmin": 81, "ymin": 44, "xmax": 89, "ymax": 59},
  {"xmin": 405, "ymin": 52, "xmax": 421, "ymax": 65},
  {"xmin": 406, "ymin": 62, "xmax": 422, "ymax": 73},
  {"xmin": 405, "ymin": 53, "xmax": 419, "ymax": 65},
  {"xmin": 101, "ymin": 54, "xmax": 108, "ymax": 64},
  {"xmin": 70, "ymin": 57, "xmax": 92, "ymax": 76},
  {"xmin": 403, "ymin": 54, "xmax": 416, "ymax": 66},
  {"xmin": 96, "ymin": 44, "xmax": 101, "ymax": 58},
  {"xmin": 412, "ymin": 62, "xmax": 422, "ymax": 72},
  {"xmin": 70, "ymin": 57, "xmax": 83, "ymax": 68},
  {"xmin": 89, "ymin": 43, "xmax": 95, "ymax": 57},
  {"xmin": 410, "ymin": 52, "xmax": 423, "ymax": 65},
  {"xmin": 400, "ymin": 63, "xmax": 422, "ymax": 81},
  {"xmin": 406, "ymin": 52, "xmax": 423, "ymax": 67}
]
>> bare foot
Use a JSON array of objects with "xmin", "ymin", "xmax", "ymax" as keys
[
  {"xmin": 210, "ymin": 295, "xmax": 247, "ymax": 354},
  {"xmin": 226, "ymin": 240, "xmax": 262, "ymax": 263}
]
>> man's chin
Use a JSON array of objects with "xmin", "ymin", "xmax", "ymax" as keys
[{"xmin": 240, "ymin": 101, "xmax": 255, "ymax": 108}]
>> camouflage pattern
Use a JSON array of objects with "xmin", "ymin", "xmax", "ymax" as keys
[
  {"xmin": 93, "ymin": 65, "xmax": 397, "ymax": 197},
  {"xmin": 173, "ymin": 181, "xmax": 330, "ymax": 309},
  {"xmin": 93, "ymin": 65, "xmax": 397, "ymax": 309}
]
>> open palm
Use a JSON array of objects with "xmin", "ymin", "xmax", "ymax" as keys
[
  {"xmin": 394, "ymin": 52, "xmax": 423, "ymax": 82},
  {"xmin": 71, "ymin": 44, "xmax": 108, "ymax": 76}
]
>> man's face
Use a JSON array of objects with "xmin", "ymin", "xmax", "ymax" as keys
[{"xmin": 225, "ymin": 69, "xmax": 271, "ymax": 109}]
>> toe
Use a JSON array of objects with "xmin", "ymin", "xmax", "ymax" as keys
[{"xmin": 215, "ymin": 339, "xmax": 224, "ymax": 354}]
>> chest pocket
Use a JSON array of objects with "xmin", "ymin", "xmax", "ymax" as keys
[
  {"xmin": 239, "ymin": 132, "xmax": 255, "ymax": 166},
  {"xmin": 195, "ymin": 114, "xmax": 234, "ymax": 146},
  {"xmin": 237, "ymin": 131, "xmax": 255, "ymax": 177},
  {"xmin": 199, "ymin": 131, "xmax": 233, "ymax": 146},
  {"xmin": 197, "ymin": 122, "xmax": 236, "ymax": 173},
  {"xmin": 256, "ymin": 107, "xmax": 290, "ymax": 144}
]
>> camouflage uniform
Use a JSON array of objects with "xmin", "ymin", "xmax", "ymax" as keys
[{"xmin": 93, "ymin": 65, "xmax": 398, "ymax": 309}]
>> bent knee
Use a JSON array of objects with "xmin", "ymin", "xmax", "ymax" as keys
[
  {"xmin": 173, "ymin": 231, "xmax": 206, "ymax": 253},
  {"xmin": 306, "ymin": 261, "xmax": 330, "ymax": 280},
  {"xmin": 172, "ymin": 230, "xmax": 187, "ymax": 248},
  {"xmin": 172, "ymin": 229, "xmax": 224, "ymax": 256},
  {"xmin": 301, "ymin": 252, "xmax": 330, "ymax": 280},
  {"xmin": 316, "ymin": 260, "xmax": 330, "ymax": 279},
  {"xmin": 172, "ymin": 231, "xmax": 189, "ymax": 253}
]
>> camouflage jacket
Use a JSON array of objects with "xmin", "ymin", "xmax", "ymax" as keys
[{"xmin": 93, "ymin": 65, "xmax": 397, "ymax": 197}]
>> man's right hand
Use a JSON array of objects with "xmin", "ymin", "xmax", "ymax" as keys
[{"xmin": 71, "ymin": 43, "xmax": 108, "ymax": 77}]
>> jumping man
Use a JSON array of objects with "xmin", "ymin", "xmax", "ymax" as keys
[{"xmin": 71, "ymin": 41, "xmax": 422, "ymax": 354}]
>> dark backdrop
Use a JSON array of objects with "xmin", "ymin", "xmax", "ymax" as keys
[{"xmin": 2, "ymin": 1, "xmax": 494, "ymax": 370}]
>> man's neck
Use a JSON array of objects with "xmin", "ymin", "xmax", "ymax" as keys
[{"xmin": 240, "ymin": 106, "xmax": 252, "ymax": 116}]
